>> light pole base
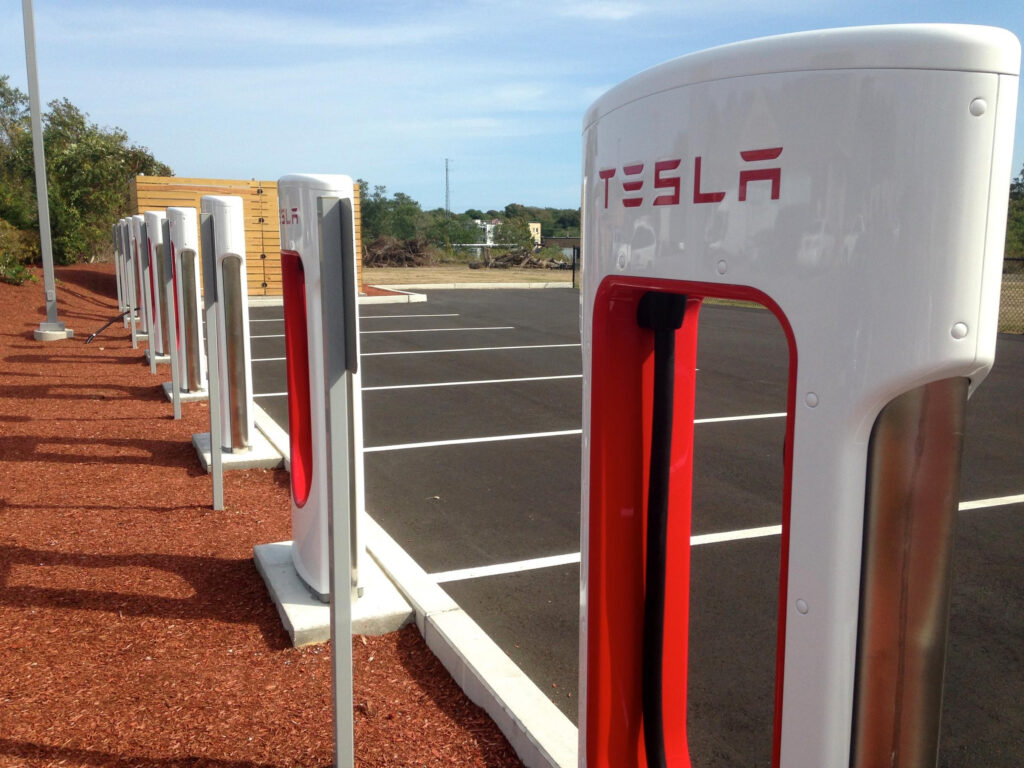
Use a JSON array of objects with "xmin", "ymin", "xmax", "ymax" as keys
[{"xmin": 34, "ymin": 323, "xmax": 73, "ymax": 341}]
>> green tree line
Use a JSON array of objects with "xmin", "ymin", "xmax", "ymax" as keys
[
  {"xmin": 1007, "ymin": 162, "xmax": 1024, "ymax": 269},
  {"xmin": 1, "ymin": 74, "xmax": 170, "ymax": 277},
  {"xmin": 357, "ymin": 179, "xmax": 580, "ymax": 251}
]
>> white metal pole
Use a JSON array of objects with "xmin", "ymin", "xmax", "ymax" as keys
[{"xmin": 22, "ymin": 0, "xmax": 70, "ymax": 341}]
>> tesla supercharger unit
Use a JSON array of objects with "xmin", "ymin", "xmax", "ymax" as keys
[
  {"xmin": 167, "ymin": 206, "xmax": 207, "ymax": 397},
  {"xmin": 200, "ymin": 195, "xmax": 255, "ymax": 452},
  {"xmin": 579, "ymin": 25, "xmax": 1019, "ymax": 768},
  {"xmin": 131, "ymin": 214, "xmax": 150, "ymax": 338},
  {"xmin": 145, "ymin": 210, "xmax": 170, "ymax": 358},
  {"xmin": 118, "ymin": 218, "xmax": 139, "ymax": 347},
  {"xmin": 112, "ymin": 222, "xmax": 125, "ymax": 323},
  {"xmin": 278, "ymin": 173, "xmax": 364, "ymax": 601}
]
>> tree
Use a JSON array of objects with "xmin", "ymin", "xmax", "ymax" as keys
[
  {"xmin": 495, "ymin": 217, "xmax": 535, "ymax": 255},
  {"xmin": 1005, "ymin": 163, "xmax": 1024, "ymax": 266},
  {"xmin": 0, "ymin": 75, "xmax": 171, "ymax": 264}
]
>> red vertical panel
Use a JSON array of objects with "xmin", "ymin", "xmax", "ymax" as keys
[{"xmin": 281, "ymin": 250, "xmax": 313, "ymax": 508}]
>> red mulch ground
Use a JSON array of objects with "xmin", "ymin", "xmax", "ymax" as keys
[{"xmin": 0, "ymin": 264, "xmax": 525, "ymax": 768}]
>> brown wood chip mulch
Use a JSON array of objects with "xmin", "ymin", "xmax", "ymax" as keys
[{"xmin": 0, "ymin": 264, "xmax": 525, "ymax": 768}]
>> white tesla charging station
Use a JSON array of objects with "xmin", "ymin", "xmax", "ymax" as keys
[
  {"xmin": 579, "ymin": 25, "xmax": 1019, "ymax": 768},
  {"xmin": 167, "ymin": 206, "xmax": 207, "ymax": 400},
  {"xmin": 200, "ymin": 195, "xmax": 254, "ymax": 452},
  {"xmin": 277, "ymin": 173, "xmax": 364, "ymax": 601},
  {"xmin": 144, "ymin": 210, "xmax": 170, "ymax": 360},
  {"xmin": 130, "ymin": 214, "xmax": 150, "ymax": 339}
]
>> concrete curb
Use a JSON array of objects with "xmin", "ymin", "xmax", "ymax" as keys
[
  {"xmin": 364, "ymin": 515, "xmax": 578, "ymax": 768},
  {"xmin": 252, "ymin": 402, "xmax": 290, "ymax": 471}
]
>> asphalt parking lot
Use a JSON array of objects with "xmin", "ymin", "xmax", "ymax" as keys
[{"xmin": 247, "ymin": 288, "xmax": 1023, "ymax": 766}]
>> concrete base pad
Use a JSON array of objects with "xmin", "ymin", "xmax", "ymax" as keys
[
  {"xmin": 162, "ymin": 381, "xmax": 209, "ymax": 403},
  {"xmin": 34, "ymin": 328, "xmax": 74, "ymax": 341},
  {"xmin": 145, "ymin": 349, "xmax": 171, "ymax": 364},
  {"xmin": 253, "ymin": 540, "xmax": 414, "ymax": 646},
  {"xmin": 192, "ymin": 430, "xmax": 283, "ymax": 472}
]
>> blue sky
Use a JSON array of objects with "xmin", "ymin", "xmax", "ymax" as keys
[{"xmin": 2, "ymin": 1, "xmax": 1023, "ymax": 212}]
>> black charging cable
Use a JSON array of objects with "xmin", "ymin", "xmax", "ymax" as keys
[
  {"xmin": 85, "ymin": 307, "xmax": 137, "ymax": 344},
  {"xmin": 637, "ymin": 291, "xmax": 688, "ymax": 768}
]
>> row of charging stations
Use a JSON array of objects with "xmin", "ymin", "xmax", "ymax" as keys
[{"xmin": 579, "ymin": 24, "xmax": 1019, "ymax": 768}]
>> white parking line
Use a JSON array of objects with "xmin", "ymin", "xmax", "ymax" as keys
[
  {"xmin": 253, "ymin": 357, "xmax": 286, "ymax": 362},
  {"xmin": 252, "ymin": 326, "xmax": 511, "ymax": 340},
  {"xmin": 695, "ymin": 412, "xmax": 786, "ymax": 424},
  {"xmin": 364, "ymin": 429, "xmax": 582, "ymax": 453},
  {"xmin": 958, "ymin": 493, "xmax": 1024, "ymax": 510},
  {"xmin": 362, "ymin": 326, "xmax": 514, "ymax": 334},
  {"xmin": 364, "ymin": 374, "xmax": 582, "ymax": 392},
  {"xmin": 427, "ymin": 493, "xmax": 1024, "ymax": 583},
  {"xmin": 362, "ymin": 343, "xmax": 581, "ymax": 357},
  {"xmin": 250, "ymin": 314, "xmax": 458, "ymax": 323},
  {"xmin": 254, "ymin": 392, "xmax": 288, "ymax": 398},
  {"xmin": 362, "ymin": 313, "xmax": 460, "ymax": 319},
  {"xmin": 364, "ymin": 412, "xmax": 785, "ymax": 453},
  {"xmin": 429, "ymin": 524, "xmax": 781, "ymax": 583}
]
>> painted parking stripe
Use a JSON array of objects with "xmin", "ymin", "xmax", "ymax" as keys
[
  {"xmin": 362, "ymin": 313, "xmax": 460, "ymax": 319},
  {"xmin": 256, "ymin": 343, "xmax": 582, "ymax": 363},
  {"xmin": 364, "ymin": 374, "xmax": 582, "ymax": 392},
  {"xmin": 695, "ymin": 412, "xmax": 786, "ymax": 424},
  {"xmin": 361, "ymin": 326, "xmax": 514, "ymax": 334},
  {"xmin": 364, "ymin": 429, "xmax": 582, "ymax": 453},
  {"xmin": 364, "ymin": 412, "xmax": 785, "ymax": 453},
  {"xmin": 958, "ymin": 492, "xmax": 1024, "ymax": 510},
  {"xmin": 362, "ymin": 343, "xmax": 581, "ymax": 357},
  {"xmin": 432, "ymin": 553, "xmax": 581, "ymax": 584},
  {"xmin": 429, "ymin": 525, "xmax": 780, "ymax": 584},
  {"xmin": 428, "ymin": 493, "xmax": 1024, "ymax": 583},
  {"xmin": 253, "ymin": 357, "xmax": 287, "ymax": 362},
  {"xmin": 253, "ymin": 326, "xmax": 510, "ymax": 339},
  {"xmin": 254, "ymin": 392, "xmax": 288, "ymax": 398}
]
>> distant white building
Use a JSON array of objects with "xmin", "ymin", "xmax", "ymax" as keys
[{"xmin": 473, "ymin": 218, "xmax": 501, "ymax": 246}]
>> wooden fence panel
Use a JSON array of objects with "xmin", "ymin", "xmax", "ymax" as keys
[{"xmin": 130, "ymin": 176, "xmax": 361, "ymax": 296}]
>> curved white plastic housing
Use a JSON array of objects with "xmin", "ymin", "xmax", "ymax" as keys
[
  {"xmin": 277, "ymin": 172, "xmax": 364, "ymax": 599},
  {"xmin": 167, "ymin": 206, "xmax": 206, "ymax": 393},
  {"xmin": 144, "ymin": 211, "xmax": 168, "ymax": 356},
  {"xmin": 200, "ymin": 195, "xmax": 254, "ymax": 451},
  {"xmin": 580, "ymin": 23, "xmax": 1019, "ymax": 768}
]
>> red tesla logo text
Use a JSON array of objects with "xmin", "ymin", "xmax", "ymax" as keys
[{"xmin": 598, "ymin": 148, "xmax": 782, "ymax": 208}]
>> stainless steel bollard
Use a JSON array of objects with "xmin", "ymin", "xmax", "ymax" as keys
[
  {"xmin": 852, "ymin": 377, "xmax": 968, "ymax": 768},
  {"xmin": 221, "ymin": 254, "xmax": 250, "ymax": 452},
  {"xmin": 180, "ymin": 248, "xmax": 203, "ymax": 393}
]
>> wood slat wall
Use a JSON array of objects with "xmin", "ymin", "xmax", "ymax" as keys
[{"xmin": 130, "ymin": 176, "xmax": 362, "ymax": 296}]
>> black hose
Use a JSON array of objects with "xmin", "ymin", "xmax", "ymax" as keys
[
  {"xmin": 85, "ymin": 308, "xmax": 135, "ymax": 344},
  {"xmin": 637, "ymin": 291, "xmax": 688, "ymax": 768}
]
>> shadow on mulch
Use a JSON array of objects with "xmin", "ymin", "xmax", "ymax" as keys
[
  {"xmin": 5, "ymin": 352, "xmax": 147, "ymax": 365},
  {"xmin": 0, "ymin": 739, "xmax": 284, "ymax": 768},
  {"xmin": 57, "ymin": 266, "xmax": 120, "ymax": 300},
  {"xmin": 0, "ymin": 546, "xmax": 291, "ymax": 650},
  {"xmin": 0, "ymin": 381, "xmax": 165, "ymax": 401},
  {"xmin": 0, "ymin": 435, "xmax": 198, "ymax": 467}
]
